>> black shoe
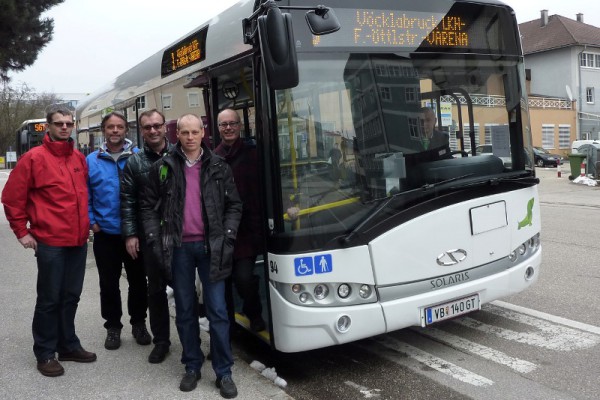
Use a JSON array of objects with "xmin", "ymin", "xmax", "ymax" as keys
[
  {"xmin": 216, "ymin": 375, "xmax": 238, "ymax": 399},
  {"xmin": 58, "ymin": 348, "xmax": 97, "ymax": 363},
  {"xmin": 105, "ymin": 328, "xmax": 121, "ymax": 350},
  {"xmin": 37, "ymin": 358, "xmax": 64, "ymax": 377},
  {"xmin": 180, "ymin": 369, "xmax": 201, "ymax": 392},
  {"xmin": 250, "ymin": 317, "xmax": 266, "ymax": 332},
  {"xmin": 132, "ymin": 323, "xmax": 152, "ymax": 346},
  {"xmin": 148, "ymin": 344, "xmax": 170, "ymax": 364}
]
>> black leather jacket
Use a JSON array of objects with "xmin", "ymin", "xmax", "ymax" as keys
[
  {"xmin": 120, "ymin": 139, "xmax": 172, "ymax": 240},
  {"xmin": 140, "ymin": 143, "xmax": 242, "ymax": 282}
]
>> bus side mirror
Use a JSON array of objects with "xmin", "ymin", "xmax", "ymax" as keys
[
  {"xmin": 258, "ymin": 7, "xmax": 299, "ymax": 90},
  {"xmin": 305, "ymin": 7, "xmax": 340, "ymax": 35}
]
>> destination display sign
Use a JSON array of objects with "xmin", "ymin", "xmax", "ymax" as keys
[
  {"xmin": 308, "ymin": 6, "xmax": 513, "ymax": 54},
  {"xmin": 33, "ymin": 123, "xmax": 46, "ymax": 132},
  {"xmin": 161, "ymin": 27, "xmax": 208, "ymax": 78}
]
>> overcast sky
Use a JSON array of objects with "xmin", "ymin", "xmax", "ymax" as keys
[{"xmin": 8, "ymin": 0, "xmax": 600, "ymax": 95}]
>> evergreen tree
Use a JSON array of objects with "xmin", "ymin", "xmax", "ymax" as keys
[{"xmin": 0, "ymin": 0, "xmax": 65, "ymax": 82}]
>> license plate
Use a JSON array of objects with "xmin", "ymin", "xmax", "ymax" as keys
[{"xmin": 423, "ymin": 294, "xmax": 480, "ymax": 326}]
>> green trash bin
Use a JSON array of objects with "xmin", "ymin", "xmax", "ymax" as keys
[{"xmin": 568, "ymin": 153, "xmax": 587, "ymax": 180}]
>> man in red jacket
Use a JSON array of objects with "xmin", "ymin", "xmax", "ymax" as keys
[{"xmin": 1, "ymin": 108, "xmax": 96, "ymax": 377}]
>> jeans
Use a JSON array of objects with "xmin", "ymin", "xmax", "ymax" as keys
[
  {"xmin": 142, "ymin": 242, "xmax": 170, "ymax": 345},
  {"xmin": 93, "ymin": 231, "xmax": 148, "ymax": 330},
  {"xmin": 33, "ymin": 242, "xmax": 87, "ymax": 361},
  {"xmin": 171, "ymin": 241, "xmax": 233, "ymax": 378}
]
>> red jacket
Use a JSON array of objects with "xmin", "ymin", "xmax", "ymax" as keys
[{"xmin": 2, "ymin": 134, "xmax": 89, "ymax": 246}]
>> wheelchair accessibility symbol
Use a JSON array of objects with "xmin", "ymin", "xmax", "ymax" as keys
[{"xmin": 294, "ymin": 257, "xmax": 314, "ymax": 276}]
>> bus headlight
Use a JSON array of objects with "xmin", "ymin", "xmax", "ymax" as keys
[
  {"xmin": 314, "ymin": 284, "xmax": 329, "ymax": 300},
  {"xmin": 508, "ymin": 251, "xmax": 518, "ymax": 262},
  {"xmin": 518, "ymin": 243, "xmax": 527, "ymax": 255},
  {"xmin": 275, "ymin": 281, "xmax": 376, "ymax": 307},
  {"xmin": 299, "ymin": 292, "xmax": 309, "ymax": 303},
  {"xmin": 337, "ymin": 283, "xmax": 351, "ymax": 299},
  {"xmin": 529, "ymin": 234, "xmax": 540, "ymax": 251},
  {"xmin": 335, "ymin": 315, "xmax": 351, "ymax": 333},
  {"xmin": 359, "ymin": 284, "xmax": 372, "ymax": 299}
]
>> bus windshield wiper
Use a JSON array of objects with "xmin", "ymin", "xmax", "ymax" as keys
[
  {"xmin": 451, "ymin": 174, "xmax": 539, "ymax": 189},
  {"xmin": 343, "ymin": 174, "xmax": 474, "ymax": 243}
]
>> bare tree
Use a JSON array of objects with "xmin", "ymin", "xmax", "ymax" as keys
[{"xmin": 0, "ymin": 82, "xmax": 59, "ymax": 154}]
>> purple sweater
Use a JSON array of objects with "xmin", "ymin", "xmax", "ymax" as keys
[{"xmin": 182, "ymin": 163, "xmax": 205, "ymax": 242}]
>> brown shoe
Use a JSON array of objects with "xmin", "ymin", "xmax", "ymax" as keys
[
  {"xmin": 58, "ymin": 348, "xmax": 97, "ymax": 363},
  {"xmin": 37, "ymin": 358, "xmax": 64, "ymax": 377}
]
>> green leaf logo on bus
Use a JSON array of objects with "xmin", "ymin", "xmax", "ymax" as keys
[{"xmin": 517, "ymin": 198, "xmax": 535, "ymax": 230}]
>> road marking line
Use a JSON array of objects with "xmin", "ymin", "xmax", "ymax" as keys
[
  {"xmin": 455, "ymin": 305, "xmax": 599, "ymax": 351},
  {"xmin": 372, "ymin": 336, "xmax": 494, "ymax": 387},
  {"xmin": 344, "ymin": 381, "xmax": 381, "ymax": 398},
  {"xmin": 413, "ymin": 327, "xmax": 537, "ymax": 373},
  {"xmin": 492, "ymin": 300, "xmax": 600, "ymax": 336}
]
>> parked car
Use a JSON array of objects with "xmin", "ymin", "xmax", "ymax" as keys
[{"xmin": 533, "ymin": 147, "xmax": 563, "ymax": 167}]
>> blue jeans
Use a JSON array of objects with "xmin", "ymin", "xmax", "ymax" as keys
[
  {"xmin": 171, "ymin": 241, "xmax": 233, "ymax": 378},
  {"xmin": 33, "ymin": 242, "xmax": 87, "ymax": 361}
]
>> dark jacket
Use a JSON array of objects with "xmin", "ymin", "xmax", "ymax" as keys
[
  {"xmin": 140, "ymin": 142, "xmax": 242, "ymax": 282},
  {"xmin": 214, "ymin": 137, "xmax": 264, "ymax": 260},
  {"xmin": 120, "ymin": 139, "xmax": 172, "ymax": 239}
]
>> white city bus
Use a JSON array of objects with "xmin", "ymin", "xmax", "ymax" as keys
[{"xmin": 77, "ymin": 0, "xmax": 542, "ymax": 352}]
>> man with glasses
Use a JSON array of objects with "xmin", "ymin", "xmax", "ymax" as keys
[
  {"xmin": 2, "ymin": 108, "xmax": 96, "ymax": 377},
  {"xmin": 87, "ymin": 112, "xmax": 151, "ymax": 352},
  {"xmin": 121, "ymin": 109, "xmax": 173, "ymax": 363},
  {"xmin": 215, "ymin": 109, "xmax": 265, "ymax": 333}
]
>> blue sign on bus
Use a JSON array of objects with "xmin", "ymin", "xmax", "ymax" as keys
[
  {"xmin": 294, "ymin": 257, "xmax": 314, "ymax": 276},
  {"xmin": 314, "ymin": 254, "xmax": 332, "ymax": 274}
]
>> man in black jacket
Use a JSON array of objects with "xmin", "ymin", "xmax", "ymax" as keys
[
  {"xmin": 141, "ymin": 113, "xmax": 242, "ymax": 398},
  {"xmin": 121, "ymin": 109, "xmax": 173, "ymax": 363}
]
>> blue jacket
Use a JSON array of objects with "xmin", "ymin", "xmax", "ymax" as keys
[{"xmin": 87, "ymin": 139, "xmax": 138, "ymax": 235}]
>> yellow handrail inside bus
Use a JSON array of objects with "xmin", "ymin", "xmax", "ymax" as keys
[{"xmin": 283, "ymin": 197, "xmax": 360, "ymax": 221}]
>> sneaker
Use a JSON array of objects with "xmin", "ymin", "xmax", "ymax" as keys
[
  {"xmin": 216, "ymin": 375, "xmax": 238, "ymax": 399},
  {"xmin": 179, "ymin": 369, "xmax": 201, "ymax": 392},
  {"xmin": 199, "ymin": 317, "xmax": 210, "ymax": 332},
  {"xmin": 105, "ymin": 328, "xmax": 121, "ymax": 350},
  {"xmin": 148, "ymin": 344, "xmax": 169, "ymax": 364},
  {"xmin": 250, "ymin": 317, "xmax": 266, "ymax": 332},
  {"xmin": 37, "ymin": 358, "xmax": 64, "ymax": 377},
  {"xmin": 58, "ymin": 348, "xmax": 97, "ymax": 363},
  {"xmin": 132, "ymin": 323, "xmax": 152, "ymax": 345}
]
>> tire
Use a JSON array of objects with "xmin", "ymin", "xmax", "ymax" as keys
[{"xmin": 536, "ymin": 159, "xmax": 545, "ymax": 167}]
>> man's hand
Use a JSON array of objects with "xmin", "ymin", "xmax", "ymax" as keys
[
  {"xmin": 18, "ymin": 233, "xmax": 37, "ymax": 252},
  {"xmin": 126, "ymin": 236, "xmax": 140, "ymax": 259}
]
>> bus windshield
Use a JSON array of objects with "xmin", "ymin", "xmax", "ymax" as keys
[{"xmin": 274, "ymin": 2, "xmax": 534, "ymax": 247}]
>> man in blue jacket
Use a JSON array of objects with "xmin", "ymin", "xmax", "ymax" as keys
[{"xmin": 87, "ymin": 112, "xmax": 151, "ymax": 351}]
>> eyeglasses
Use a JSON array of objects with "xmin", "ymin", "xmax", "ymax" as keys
[
  {"xmin": 218, "ymin": 121, "xmax": 240, "ymax": 128},
  {"xmin": 142, "ymin": 123, "xmax": 165, "ymax": 131},
  {"xmin": 51, "ymin": 122, "xmax": 75, "ymax": 128}
]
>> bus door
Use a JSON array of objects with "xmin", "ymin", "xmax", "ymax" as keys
[{"xmin": 201, "ymin": 59, "xmax": 274, "ymax": 337}]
